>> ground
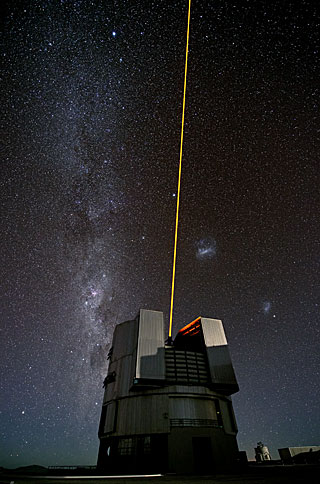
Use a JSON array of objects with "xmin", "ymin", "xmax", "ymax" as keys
[{"xmin": 1, "ymin": 465, "xmax": 320, "ymax": 484}]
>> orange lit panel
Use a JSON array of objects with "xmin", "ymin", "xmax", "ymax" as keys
[
  {"xmin": 178, "ymin": 317, "xmax": 201, "ymax": 336},
  {"xmin": 183, "ymin": 324, "xmax": 200, "ymax": 335}
]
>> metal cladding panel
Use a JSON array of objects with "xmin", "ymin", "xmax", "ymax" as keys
[
  {"xmin": 103, "ymin": 318, "xmax": 138, "ymax": 402},
  {"xmin": 108, "ymin": 355, "xmax": 133, "ymax": 399},
  {"xmin": 113, "ymin": 318, "xmax": 138, "ymax": 359},
  {"xmin": 116, "ymin": 395, "xmax": 169, "ymax": 435},
  {"xmin": 201, "ymin": 318, "xmax": 238, "ymax": 393},
  {"xmin": 219, "ymin": 399, "xmax": 237, "ymax": 434},
  {"xmin": 103, "ymin": 401, "xmax": 117, "ymax": 433},
  {"xmin": 135, "ymin": 309, "xmax": 165, "ymax": 380},
  {"xmin": 201, "ymin": 318, "xmax": 228, "ymax": 346},
  {"xmin": 169, "ymin": 396, "xmax": 217, "ymax": 420}
]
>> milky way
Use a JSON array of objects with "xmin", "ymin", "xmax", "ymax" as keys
[{"xmin": 1, "ymin": 0, "xmax": 319, "ymax": 467}]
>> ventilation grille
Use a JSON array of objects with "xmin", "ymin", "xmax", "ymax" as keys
[{"xmin": 165, "ymin": 348, "xmax": 209, "ymax": 385}]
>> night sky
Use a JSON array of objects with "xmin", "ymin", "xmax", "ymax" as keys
[{"xmin": 1, "ymin": 0, "xmax": 319, "ymax": 468}]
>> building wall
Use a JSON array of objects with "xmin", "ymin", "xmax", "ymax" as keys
[
  {"xmin": 168, "ymin": 428, "xmax": 239, "ymax": 474},
  {"xmin": 169, "ymin": 395, "xmax": 218, "ymax": 421},
  {"xmin": 278, "ymin": 446, "xmax": 320, "ymax": 463},
  {"xmin": 116, "ymin": 394, "xmax": 169, "ymax": 435},
  {"xmin": 99, "ymin": 384, "xmax": 239, "ymax": 473}
]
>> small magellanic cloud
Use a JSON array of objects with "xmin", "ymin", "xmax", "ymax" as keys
[{"xmin": 263, "ymin": 301, "xmax": 271, "ymax": 314}]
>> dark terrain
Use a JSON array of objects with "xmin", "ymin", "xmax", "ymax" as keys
[{"xmin": 1, "ymin": 464, "xmax": 319, "ymax": 484}]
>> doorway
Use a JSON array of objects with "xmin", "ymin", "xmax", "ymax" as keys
[{"xmin": 192, "ymin": 437, "xmax": 214, "ymax": 474}]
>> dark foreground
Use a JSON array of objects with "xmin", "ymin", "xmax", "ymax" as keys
[{"xmin": 1, "ymin": 464, "xmax": 319, "ymax": 484}]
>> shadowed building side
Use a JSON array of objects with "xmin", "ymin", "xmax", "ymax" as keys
[
  {"xmin": 97, "ymin": 309, "xmax": 239, "ymax": 474},
  {"xmin": 278, "ymin": 446, "xmax": 320, "ymax": 464}
]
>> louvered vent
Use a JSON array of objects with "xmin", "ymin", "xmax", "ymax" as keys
[{"xmin": 165, "ymin": 348, "xmax": 210, "ymax": 385}]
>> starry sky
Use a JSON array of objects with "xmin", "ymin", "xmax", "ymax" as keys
[{"xmin": 1, "ymin": 0, "xmax": 319, "ymax": 468}]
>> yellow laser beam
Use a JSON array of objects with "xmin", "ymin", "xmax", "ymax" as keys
[{"xmin": 168, "ymin": 0, "xmax": 191, "ymax": 339}]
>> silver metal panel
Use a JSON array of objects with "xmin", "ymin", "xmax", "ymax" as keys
[
  {"xmin": 116, "ymin": 394, "xmax": 169, "ymax": 435},
  {"xmin": 169, "ymin": 396, "xmax": 217, "ymax": 420},
  {"xmin": 109, "ymin": 355, "xmax": 132, "ymax": 399},
  {"xmin": 201, "ymin": 318, "xmax": 238, "ymax": 393},
  {"xmin": 113, "ymin": 318, "xmax": 138, "ymax": 358},
  {"xmin": 135, "ymin": 309, "xmax": 166, "ymax": 380},
  {"xmin": 104, "ymin": 318, "xmax": 138, "ymax": 402},
  {"xmin": 118, "ymin": 355, "xmax": 133, "ymax": 396},
  {"xmin": 201, "ymin": 318, "xmax": 228, "ymax": 346}
]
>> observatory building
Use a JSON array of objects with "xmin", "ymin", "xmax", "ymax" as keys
[{"xmin": 97, "ymin": 309, "xmax": 239, "ymax": 474}]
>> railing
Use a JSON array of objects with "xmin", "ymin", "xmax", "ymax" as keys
[{"xmin": 170, "ymin": 418, "xmax": 221, "ymax": 428}]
